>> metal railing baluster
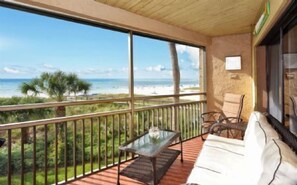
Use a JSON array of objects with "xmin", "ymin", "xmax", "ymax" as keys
[
  {"xmin": 33, "ymin": 126, "xmax": 36, "ymax": 185},
  {"xmin": 55, "ymin": 123, "xmax": 58, "ymax": 185},
  {"xmin": 8, "ymin": 130, "xmax": 12, "ymax": 185},
  {"xmin": 90, "ymin": 118, "xmax": 94, "ymax": 173},
  {"xmin": 73, "ymin": 120, "xmax": 77, "ymax": 178},
  {"xmin": 64, "ymin": 122, "xmax": 68, "ymax": 182},
  {"xmin": 82, "ymin": 119, "xmax": 85, "ymax": 175}
]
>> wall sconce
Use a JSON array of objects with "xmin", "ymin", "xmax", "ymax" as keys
[
  {"xmin": 253, "ymin": 1, "xmax": 270, "ymax": 35},
  {"xmin": 225, "ymin": 56, "xmax": 241, "ymax": 70},
  {"xmin": 230, "ymin": 74, "xmax": 239, "ymax": 79}
]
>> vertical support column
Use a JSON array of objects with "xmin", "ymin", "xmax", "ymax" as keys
[
  {"xmin": 199, "ymin": 48, "xmax": 206, "ymax": 93},
  {"xmin": 128, "ymin": 31, "xmax": 135, "ymax": 139},
  {"xmin": 199, "ymin": 48, "xmax": 207, "ymax": 135},
  {"xmin": 251, "ymin": 32, "xmax": 257, "ymax": 112},
  {"xmin": 199, "ymin": 48, "xmax": 207, "ymax": 113}
]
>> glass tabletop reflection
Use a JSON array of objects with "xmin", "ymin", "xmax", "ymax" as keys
[{"xmin": 120, "ymin": 130, "xmax": 179, "ymax": 157}]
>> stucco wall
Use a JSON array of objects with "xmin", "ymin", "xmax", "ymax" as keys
[
  {"xmin": 255, "ymin": 46, "xmax": 267, "ymax": 112},
  {"xmin": 206, "ymin": 33, "xmax": 252, "ymax": 121}
]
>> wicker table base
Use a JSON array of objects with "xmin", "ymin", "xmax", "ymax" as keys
[{"xmin": 120, "ymin": 149, "xmax": 181, "ymax": 185}]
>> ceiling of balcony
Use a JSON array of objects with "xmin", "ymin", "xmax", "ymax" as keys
[{"xmin": 94, "ymin": 0, "xmax": 265, "ymax": 37}]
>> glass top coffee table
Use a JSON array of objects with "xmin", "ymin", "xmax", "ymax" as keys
[{"xmin": 117, "ymin": 130, "xmax": 183, "ymax": 185}]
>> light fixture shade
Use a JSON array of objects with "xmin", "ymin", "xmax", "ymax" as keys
[{"xmin": 254, "ymin": 1, "xmax": 270, "ymax": 35}]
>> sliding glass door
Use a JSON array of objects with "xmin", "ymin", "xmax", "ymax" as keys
[
  {"xmin": 283, "ymin": 24, "xmax": 297, "ymax": 135},
  {"xmin": 265, "ymin": 6, "xmax": 297, "ymax": 135}
]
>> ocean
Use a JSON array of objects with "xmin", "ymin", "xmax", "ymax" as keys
[{"xmin": 0, "ymin": 78, "xmax": 199, "ymax": 97}]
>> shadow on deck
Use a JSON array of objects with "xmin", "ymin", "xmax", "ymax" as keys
[{"xmin": 69, "ymin": 137, "xmax": 203, "ymax": 185}]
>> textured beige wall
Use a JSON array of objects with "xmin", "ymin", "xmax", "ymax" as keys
[
  {"xmin": 255, "ymin": 46, "xmax": 267, "ymax": 112},
  {"xmin": 206, "ymin": 33, "xmax": 252, "ymax": 121}
]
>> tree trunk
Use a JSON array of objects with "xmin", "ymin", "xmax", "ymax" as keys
[
  {"xmin": 55, "ymin": 106, "xmax": 66, "ymax": 117},
  {"xmin": 55, "ymin": 106, "xmax": 66, "ymax": 139},
  {"xmin": 169, "ymin": 42, "xmax": 180, "ymax": 132},
  {"xmin": 169, "ymin": 42, "xmax": 180, "ymax": 102},
  {"xmin": 22, "ymin": 128, "xmax": 30, "ymax": 144}
]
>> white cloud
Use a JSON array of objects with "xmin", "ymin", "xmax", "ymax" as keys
[
  {"xmin": 176, "ymin": 44, "xmax": 187, "ymax": 53},
  {"xmin": 176, "ymin": 44, "xmax": 200, "ymax": 70},
  {"xmin": 43, "ymin": 63, "xmax": 55, "ymax": 69},
  {"xmin": 191, "ymin": 62, "xmax": 199, "ymax": 70},
  {"xmin": 187, "ymin": 46, "xmax": 200, "ymax": 63},
  {"xmin": 121, "ymin": 67, "xmax": 128, "ymax": 72},
  {"xmin": 3, "ymin": 67, "xmax": 20, "ymax": 74},
  {"xmin": 145, "ymin": 65, "xmax": 166, "ymax": 72},
  {"xmin": 122, "ymin": 67, "xmax": 138, "ymax": 72},
  {"xmin": 80, "ymin": 68, "xmax": 98, "ymax": 75}
]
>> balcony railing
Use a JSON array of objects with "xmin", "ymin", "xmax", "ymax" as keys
[{"xmin": 0, "ymin": 93, "xmax": 206, "ymax": 185}]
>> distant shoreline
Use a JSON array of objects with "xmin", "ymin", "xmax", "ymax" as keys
[{"xmin": 0, "ymin": 78, "xmax": 199, "ymax": 98}]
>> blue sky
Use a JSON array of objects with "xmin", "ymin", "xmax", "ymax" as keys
[{"xmin": 0, "ymin": 7, "xmax": 199, "ymax": 80}]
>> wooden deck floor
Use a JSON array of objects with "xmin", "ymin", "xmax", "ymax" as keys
[{"xmin": 69, "ymin": 136, "xmax": 203, "ymax": 185}]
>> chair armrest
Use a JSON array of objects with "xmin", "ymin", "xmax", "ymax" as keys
[
  {"xmin": 218, "ymin": 117, "xmax": 243, "ymax": 124},
  {"xmin": 209, "ymin": 121, "xmax": 247, "ymax": 135},
  {"xmin": 201, "ymin": 111, "xmax": 224, "ymax": 122}
]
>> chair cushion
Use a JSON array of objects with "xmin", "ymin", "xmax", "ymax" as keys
[
  {"xmin": 222, "ymin": 93, "xmax": 244, "ymax": 118},
  {"xmin": 259, "ymin": 139, "xmax": 297, "ymax": 185}
]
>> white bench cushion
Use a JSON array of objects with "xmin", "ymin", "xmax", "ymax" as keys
[
  {"xmin": 187, "ymin": 166, "xmax": 230, "ymax": 185},
  {"xmin": 259, "ymin": 139, "xmax": 297, "ymax": 185},
  {"xmin": 244, "ymin": 111, "xmax": 263, "ymax": 141},
  {"xmin": 244, "ymin": 111, "xmax": 272, "ymax": 142},
  {"xmin": 186, "ymin": 111, "xmax": 291, "ymax": 185},
  {"xmin": 204, "ymin": 134, "xmax": 245, "ymax": 155},
  {"xmin": 188, "ymin": 135, "xmax": 245, "ymax": 184}
]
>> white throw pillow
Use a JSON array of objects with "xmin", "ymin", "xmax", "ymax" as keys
[
  {"xmin": 258, "ymin": 139, "xmax": 297, "ymax": 185},
  {"xmin": 244, "ymin": 111, "xmax": 266, "ymax": 142},
  {"xmin": 244, "ymin": 120, "xmax": 279, "ymax": 184}
]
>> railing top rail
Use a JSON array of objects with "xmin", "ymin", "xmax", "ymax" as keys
[
  {"xmin": 0, "ymin": 92, "xmax": 206, "ymax": 112},
  {"xmin": 134, "ymin": 92, "xmax": 206, "ymax": 101},
  {"xmin": 0, "ymin": 100, "xmax": 207, "ymax": 130},
  {"xmin": 0, "ymin": 97, "xmax": 131, "ymax": 112},
  {"xmin": 134, "ymin": 100, "xmax": 207, "ymax": 112},
  {"xmin": 0, "ymin": 109, "xmax": 131, "ymax": 130}
]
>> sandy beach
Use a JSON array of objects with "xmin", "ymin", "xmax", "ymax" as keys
[{"xmin": 0, "ymin": 78, "xmax": 199, "ymax": 98}]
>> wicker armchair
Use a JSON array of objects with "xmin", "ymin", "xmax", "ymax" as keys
[{"xmin": 201, "ymin": 93, "xmax": 245, "ymax": 140}]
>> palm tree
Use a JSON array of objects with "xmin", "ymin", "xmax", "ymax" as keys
[
  {"xmin": 169, "ymin": 42, "xmax": 180, "ymax": 131},
  {"xmin": 20, "ymin": 71, "xmax": 91, "ymax": 135},
  {"xmin": 169, "ymin": 42, "xmax": 180, "ymax": 103}
]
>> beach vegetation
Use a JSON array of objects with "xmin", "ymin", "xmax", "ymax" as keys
[
  {"xmin": 20, "ymin": 71, "xmax": 91, "ymax": 137},
  {"xmin": 0, "ymin": 96, "xmax": 52, "ymax": 143}
]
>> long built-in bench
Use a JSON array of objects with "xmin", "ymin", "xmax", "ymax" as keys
[{"xmin": 186, "ymin": 111, "xmax": 297, "ymax": 185}]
